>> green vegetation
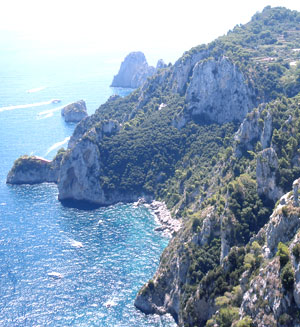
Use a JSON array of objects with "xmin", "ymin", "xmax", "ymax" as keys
[
  {"xmin": 54, "ymin": 6, "xmax": 300, "ymax": 327},
  {"xmin": 277, "ymin": 242, "xmax": 295, "ymax": 291}
]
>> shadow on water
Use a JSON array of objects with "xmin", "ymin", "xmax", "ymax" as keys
[{"xmin": 59, "ymin": 198, "xmax": 102, "ymax": 210}]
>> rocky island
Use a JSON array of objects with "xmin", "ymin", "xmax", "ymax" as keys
[
  {"xmin": 7, "ymin": 6, "xmax": 300, "ymax": 326},
  {"xmin": 111, "ymin": 51, "xmax": 166, "ymax": 88},
  {"xmin": 61, "ymin": 100, "xmax": 88, "ymax": 123}
]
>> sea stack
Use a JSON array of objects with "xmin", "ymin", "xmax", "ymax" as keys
[
  {"xmin": 111, "ymin": 52, "xmax": 155, "ymax": 88},
  {"xmin": 61, "ymin": 100, "xmax": 88, "ymax": 123}
]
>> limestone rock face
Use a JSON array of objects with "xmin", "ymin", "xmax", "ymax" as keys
[
  {"xmin": 256, "ymin": 148, "xmax": 283, "ymax": 203},
  {"xmin": 291, "ymin": 234, "xmax": 300, "ymax": 308},
  {"xmin": 58, "ymin": 138, "xmax": 104, "ymax": 203},
  {"xmin": 256, "ymin": 191, "xmax": 300, "ymax": 258},
  {"xmin": 185, "ymin": 57, "xmax": 255, "ymax": 123},
  {"xmin": 171, "ymin": 49, "xmax": 209, "ymax": 95},
  {"xmin": 240, "ymin": 192, "xmax": 300, "ymax": 324},
  {"xmin": 135, "ymin": 207, "xmax": 220, "ymax": 325},
  {"xmin": 6, "ymin": 154, "xmax": 63, "ymax": 184},
  {"xmin": 240, "ymin": 256, "xmax": 292, "ymax": 326},
  {"xmin": 111, "ymin": 52, "xmax": 155, "ymax": 88},
  {"xmin": 134, "ymin": 231, "xmax": 189, "ymax": 323},
  {"xmin": 61, "ymin": 100, "xmax": 88, "ymax": 123},
  {"xmin": 234, "ymin": 105, "xmax": 272, "ymax": 157}
]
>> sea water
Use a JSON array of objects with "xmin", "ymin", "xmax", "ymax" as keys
[{"xmin": 0, "ymin": 34, "xmax": 176, "ymax": 326}]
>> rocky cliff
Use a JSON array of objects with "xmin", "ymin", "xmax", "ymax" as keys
[
  {"xmin": 185, "ymin": 56, "xmax": 255, "ymax": 124},
  {"xmin": 111, "ymin": 52, "xmax": 155, "ymax": 88},
  {"xmin": 61, "ymin": 100, "xmax": 88, "ymax": 123},
  {"xmin": 6, "ymin": 151, "xmax": 64, "ymax": 184},
  {"xmin": 6, "ymin": 6, "xmax": 300, "ymax": 327}
]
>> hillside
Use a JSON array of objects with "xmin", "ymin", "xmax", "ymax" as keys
[{"xmin": 7, "ymin": 6, "xmax": 300, "ymax": 327}]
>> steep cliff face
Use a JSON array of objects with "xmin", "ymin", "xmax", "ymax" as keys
[
  {"xmin": 234, "ymin": 105, "xmax": 272, "ymax": 157},
  {"xmin": 111, "ymin": 52, "xmax": 155, "ymax": 88},
  {"xmin": 239, "ymin": 190, "xmax": 300, "ymax": 326},
  {"xmin": 135, "ymin": 207, "xmax": 220, "ymax": 325},
  {"xmin": 185, "ymin": 57, "xmax": 255, "ymax": 124},
  {"xmin": 6, "ymin": 153, "xmax": 63, "ymax": 184},
  {"xmin": 58, "ymin": 138, "xmax": 104, "ymax": 203},
  {"xmin": 170, "ymin": 48, "xmax": 209, "ymax": 95},
  {"xmin": 256, "ymin": 148, "xmax": 283, "ymax": 203},
  {"xmin": 58, "ymin": 121, "xmax": 124, "ymax": 205}
]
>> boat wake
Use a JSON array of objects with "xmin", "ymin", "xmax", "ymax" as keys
[
  {"xmin": 45, "ymin": 137, "xmax": 70, "ymax": 155},
  {"xmin": 26, "ymin": 86, "xmax": 47, "ymax": 93},
  {"xmin": 0, "ymin": 99, "xmax": 61, "ymax": 113},
  {"xmin": 37, "ymin": 105, "xmax": 65, "ymax": 119}
]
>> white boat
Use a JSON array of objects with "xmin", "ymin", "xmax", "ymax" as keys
[
  {"xmin": 48, "ymin": 272, "xmax": 63, "ymax": 279},
  {"xmin": 51, "ymin": 99, "xmax": 61, "ymax": 104}
]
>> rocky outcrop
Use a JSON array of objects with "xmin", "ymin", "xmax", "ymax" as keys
[
  {"xmin": 256, "ymin": 147, "xmax": 283, "ymax": 203},
  {"xmin": 134, "ymin": 230, "xmax": 188, "ymax": 323},
  {"xmin": 68, "ymin": 119, "xmax": 119, "ymax": 149},
  {"xmin": 6, "ymin": 152, "xmax": 64, "ymax": 184},
  {"xmin": 58, "ymin": 121, "xmax": 137, "ymax": 206},
  {"xmin": 240, "ymin": 256, "xmax": 293, "ymax": 326},
  {"xmin": 58, "ymin": 138, "xmax": 104, "ymax": 203},
  {"xmin": 61, "ymin": 100, "xmax": 88, "ymax": 123},
  {"xmin": 185, "ymin": 57, "xmax": 255, "ymax": 124},
  {"xmin": 255, "ymin": 191, "xmax": 300, "ymax": 258},
  {"xmin": 170, "ymin": 48, "xmax": 209, "ymax": 95},
  {"xmin": 156, "ymin": 59, "xmax": 167, "ymax": 70},
  {"xmin": 234, "ymin": 105, "xmax": 272, "ymax": 158},
  {"xmin": 135, "ymin": 207, "xmax": 220, "ymax": 325},
  {"xmin": 240, "ymin": 188, "xmax": 300, "ymax": 325},
  {"xmin": 111, "ymin": 52, "xmax": 155, "ymax": 88},
  {"xmin": 291, "ymin": 233, "xmax": 300, "ymax": 308}
]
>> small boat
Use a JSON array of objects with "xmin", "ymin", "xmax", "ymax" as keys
[
  {"xmin": 51, "ymin": 99, "xmax": 61, "ymax": 104},
  {"xmin": 48, "ymin": 272, "xmax": 63, "ymax": 279}
]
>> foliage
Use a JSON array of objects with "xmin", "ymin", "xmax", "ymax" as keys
[
  {"xmin": 276, "ymin": 242, "xmax": 290, "ymax": 267},
  {"xmin": 228, "ymin": 174, "xmax": 272, "ymax": 244},
  {"xmin": 281, "ymin": 262, "xmax": 295, "ymax": 291},
  {"xmin": 236, "ymin": 316, "xmax": 253, "ymax": 327},
  {"xmin": 292, "ymin": 242, "xmax": 300, "ymax": 260},
  {"xmin": 215, "ymin": 306, "xmax": 239, "ymax": 327}
]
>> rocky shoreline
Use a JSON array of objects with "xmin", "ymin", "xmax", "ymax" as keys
[{"xmin": 133, "ymin": 198, "xmax": 181, "ymax": 236}]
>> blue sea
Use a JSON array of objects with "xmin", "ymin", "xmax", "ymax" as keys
[{"xmin": 0, "ymin": 34, "xmax": 176, "ymax": 326}]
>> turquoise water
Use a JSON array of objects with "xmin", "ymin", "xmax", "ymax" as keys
[{"xmin": 0, "ymin": 35, "xmax": 175, "ymax": 326}]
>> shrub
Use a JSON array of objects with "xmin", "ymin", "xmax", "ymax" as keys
[
  {"xmin": 236, "ymin": 316, "xmax": 253, "ymax": 327},
  {"xmin": 281, "ymin": 262, "xmax": 294, "ymax": 291},
  {"xmin": 216, "ymin": 306, "xmax": 239, "ymax": 327},
  {"xmin": 292, "ymin": 242, "xmax": 300, "ymax": 260},
  {"xmin": 276, "ymin": 242, "xmax": 290, "ymax": 267}
]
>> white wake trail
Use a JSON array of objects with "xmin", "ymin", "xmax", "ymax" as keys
[
  {"xmin": 26, "ymin": 86, "xmax": 47, "ymax": 93},
  {"xmin": 45, "ymin": 137, "xmax": 70, "ymax": 155},
  {"xmin": 0, "ymin": 99, "xmax": 60, "ymax": 113}
]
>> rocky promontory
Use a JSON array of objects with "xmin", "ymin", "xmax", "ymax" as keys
[
  {"xmin": 111, "ymin": 52, "xmax": 155, "ymax": 88},
  {"xmin": 61, "ymin": 100, "xmax": 88, "ymax": 123},
  {"xmin": 6, "ymin": 151, "xmax": 64, "ymax": 184}
]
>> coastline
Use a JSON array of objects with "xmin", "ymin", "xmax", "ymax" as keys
[{"xmin": 133, "ymin": 198, "xmax": 181, "ymax": 237}]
